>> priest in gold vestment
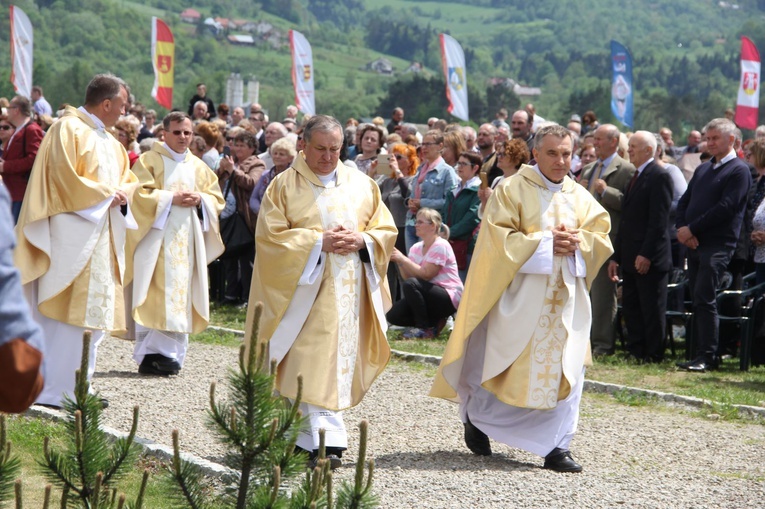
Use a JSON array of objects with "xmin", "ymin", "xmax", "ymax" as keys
[
  {"xmin": 14, "ymin": 75, "xmax": 137, "ymax": 408},
  {"xmin": 244, "ymin": 115, "xmax": 397, "ymax": 468},
  {"xmin": 128, "ymin": 112, "xmax": 224, "ymax": 376},
  {"xmin": 430, "ymin": 125, "xmax": 613, "ymax": 473}
]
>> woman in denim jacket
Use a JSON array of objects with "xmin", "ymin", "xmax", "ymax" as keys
[{"xmin": 405, "ymin": 130, "xmax": 458, "ymax": 252}]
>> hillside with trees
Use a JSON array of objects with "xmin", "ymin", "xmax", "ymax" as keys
[{"xmin": 1, "ymin": 0, "xmax": 764, "ymax": 135}]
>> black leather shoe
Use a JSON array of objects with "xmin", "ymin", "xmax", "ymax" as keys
[
  {"xmin": 678, "ymin": 356, "xmax": 718, "ymax": 373},
  {"xmin": 306, "ymin": 451, "xmax": 342, "ymax": 470},
  {"xmin": 543, "ymin": 448, "xmax": 582, "ymax": 473},
  {"xmin": 464, "ymin": 417, "xmax": 491, "ymax": 456},
  {"xmin": 139, "ymin": 354, "xmax": 181, "ymax": 376}
]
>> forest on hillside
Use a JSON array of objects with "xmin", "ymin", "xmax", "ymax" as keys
[{"xmin": 1, "ymin": 0, "xmax": 765, "ymax": 134}]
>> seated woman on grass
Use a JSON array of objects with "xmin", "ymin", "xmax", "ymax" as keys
[{"xmin": 386, "ymin": 208, "xmax": 463, "ymax": 339}]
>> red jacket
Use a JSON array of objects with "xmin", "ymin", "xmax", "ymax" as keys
[{"xmin": 3, "ymin": 121, "xmax": 44, "ymax": 202}]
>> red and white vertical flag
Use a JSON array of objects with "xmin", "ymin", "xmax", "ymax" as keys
[
  {"xmin": 735, "ymin": 36, "xmax": 760, "ymax": 130},
  {"xmin": 10, "ymin": 5, "xmax": 33, "ymax": 98},
  {"xmin": 151, "ymin": 17, "xmax": 175, "ymax": 109},
  {"xmin": 290, "ymin": 30, "xmax": 315, "ymax": 116},
  {"xmin": 440, "ymin": 34, "xmax": 469, "ymax": 121}
]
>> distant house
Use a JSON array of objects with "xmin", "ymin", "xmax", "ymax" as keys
[
  {"xmin": 364, "ymin": 58, "xmax": 394, "ymax": 75},
  {"xmin": 180, "ymin": 8, "xmax": 201, "ymax": 24},
  {"xmin": 228, "ymin": 35, "xmax": 255, "ymax": 46},
  {"xmin": 214, "ymin": 17, "xmax": 231, "ymax": 29},
  {"xmin": 230, "ymin": 19, "xmax": 248, "ymax": 30}
]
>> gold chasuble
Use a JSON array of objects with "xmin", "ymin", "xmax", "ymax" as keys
[
  {"xmin": 244, "ymin": 155, "xmax": 397, "ymax": 411},
  {"xmin": 128, "ymin": 143, "xmax": 224, "ymax": 334},
  {"xmin": 430, "ymin": 166, "xmax": 612, "ymax": 409},
  {"xmin": 14, "ymin": 106, "xmax": 137, "ymax": 333}
]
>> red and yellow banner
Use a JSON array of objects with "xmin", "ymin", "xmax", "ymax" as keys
[
  {"xmin": 151, "ymin": 17, "xmax": 174, "ymax": 109},
  {"xmin": 735, "ymin": 36, "xmax": 760, "ymax": 130}
]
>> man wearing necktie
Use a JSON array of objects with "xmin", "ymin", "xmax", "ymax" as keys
[
  {"xmin": 675, "ymin": 118, "xmax": 751, "ymax": 372},
  {"xmin": 608, "ymin": 131, "xmax": 673, "ymax": 363},
  {"xmin": 580, "ymin": 124, "xmax": 636, "ymax": 355}
]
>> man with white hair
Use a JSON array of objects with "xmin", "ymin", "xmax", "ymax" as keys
[
  {"xmin": 187, "ymin": 83, "xmax": 216, "ymax": 119},
  {"xmin": 285, "ymin": 104, "xmax": 299, "ymax": 121},
  {"xmin": 192, "ymin": 101, "xmax": 209, "ymax": 121},
  {"xmin": 608, "ymin": 131, "xmax": 673, "ymax": 363}
]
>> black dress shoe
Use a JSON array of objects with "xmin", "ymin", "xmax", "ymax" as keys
[
  {"xmin": 678, "ymin": 356, "xmax": 718, "ymax": 373},
  {"xmin": 139, "ymin": 354, "xmax": 181, "ymax": 376},
  {"xmin": 464, "ymin": 416, "xmax": 492, "ymax": 456},
  {"xmin": 543, "ymin": 448, "xmax": 582, "ymax": 473}
]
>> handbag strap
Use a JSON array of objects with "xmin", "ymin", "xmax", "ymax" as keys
[{"xmin": 223, "ymin": 173, "xmax": 236, "ymax": 200}]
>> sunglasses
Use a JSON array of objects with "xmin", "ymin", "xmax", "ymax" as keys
[
  {"xmin": 171, "ymin": 130, "xmax": 193, "ymax": 137},
  {"xmin": 0, "ymin": 125, "xmax": 12, "ymax": 131},
  {"xmin": 394, "ymin": 154, "xmax": 404, "ymax": 159},
  {"xmin": 226, "ymin": 137, "xmax": 235, "ymax": 142}
]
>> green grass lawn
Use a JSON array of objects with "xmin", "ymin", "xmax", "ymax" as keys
[{"xmin": 4, "ymin": 415, "xmax": 177, "ymax": 507}]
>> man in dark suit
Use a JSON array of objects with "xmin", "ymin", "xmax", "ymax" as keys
[
  {"xmin": 580, "ymin": 124, "xmax": 636, "ymax": 355},
  {"xmin": 676, "ymin": 118, "xmax": 752, "ymax": 372},
  {"xmin": 608, "ymin": 131, "xmax": 673, "ymax": 362},
  {"xmin": 0, "ymin": 95, "xmax": 44, "ymax": 223}
]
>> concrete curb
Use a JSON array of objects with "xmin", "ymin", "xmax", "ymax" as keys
[
  {"xmin": 209, "ymin": 324, "xmax": 765, "ymax": 419},
  {"xmin": 26, "ymin": 404, "xmax": 237, "ymax": 480}
]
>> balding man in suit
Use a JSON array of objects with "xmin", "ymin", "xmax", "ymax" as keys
[
  {"xmin": 580, "ymin": 124, "xmax": 636, "ymax": 355},
  {"xmin": 608, "ymin": 131, "xmax": 673, "ymax": 363}
]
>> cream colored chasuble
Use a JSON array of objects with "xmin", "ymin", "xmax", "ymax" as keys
[
  {"xmin": 486, "ymin": 188, "xmax": 581, "ymax": 410},
  {"xmin": 132, "ymin": 156, "xmax": 204, "ymax": 333},
  {"xmin": 37, "ymin": 129, "xmax": 124, "ymax": 331}
]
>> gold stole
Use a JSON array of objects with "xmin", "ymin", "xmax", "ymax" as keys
[
  {"xmin": 312, "ymin": 178, "xmax": 362, "ymax": 409},
  {"xmin": 484, "ymin": 189, "xmax": 577, "ymax": 409}
]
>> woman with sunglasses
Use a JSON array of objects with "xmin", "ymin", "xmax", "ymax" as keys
[
  {"xmin": 387, "ymin": 208, "xmax": 463, "ymax": 339},
  {"xmin": 0, "ymin": 115, "xmax": 15, "ymax": 159}
]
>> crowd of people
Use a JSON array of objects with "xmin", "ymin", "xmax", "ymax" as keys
[{"xmin": 2, "ymin": 73, "xmax": 763, "ymax": 475}]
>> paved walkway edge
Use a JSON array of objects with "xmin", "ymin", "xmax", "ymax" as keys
[
  {"xmin": 207, "ymin": 325, "xmax": 765, "ymax": 420},
  {"xmin": 25, "ymin": 405, "xmax": 236, "ymax": 481}
]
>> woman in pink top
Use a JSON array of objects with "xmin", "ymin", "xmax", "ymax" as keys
[{"xmin": 387, "ymin": 208, "xmax": 464, "ymax": 339}]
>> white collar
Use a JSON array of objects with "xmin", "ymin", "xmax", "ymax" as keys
[
  {"xmin": 77, "ymin": 106, "xmax": 106, "ymax": 131},
  {"xmin": 532, "ymin": 165, "xmax": 564, "ymax": 192},
  {"xmin": 713, "ymin": 149, "xmax": 737, "ymax": 168},
  {"xmin": 636, "ymin": 157, "xmax": 654, "ymax": 175},
  {"xmin": 162, "ymin": 142, "xmax": 188, "ymax": 162},
  {"xmin": 317, "ymin": 169, "xmax": 337, "ymax": 187}
]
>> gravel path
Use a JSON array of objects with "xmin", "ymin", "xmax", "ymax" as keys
[{"xmin": 94, "ymin": 337, "xmax": 765, "ymax": 509}]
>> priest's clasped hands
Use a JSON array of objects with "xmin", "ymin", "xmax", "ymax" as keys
[
  {"xmin": 552, "ymin": 223, "xmax": 579, "ymax": 257},
  {"xmin": 172, "ymin": 191, "xmax": 202, "ymax": 207},
  {"xmin": 111, "ymin": 189, "xmax": 128, "ymax": 207},
  {"xmin": 322, "ymin": 225, "xmax": 364, "ymax": 256}
]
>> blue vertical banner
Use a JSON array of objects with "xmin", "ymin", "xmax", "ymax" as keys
[{"xmin": 610, "ymin": 40, "xmax": 633, "ymax": 128}]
